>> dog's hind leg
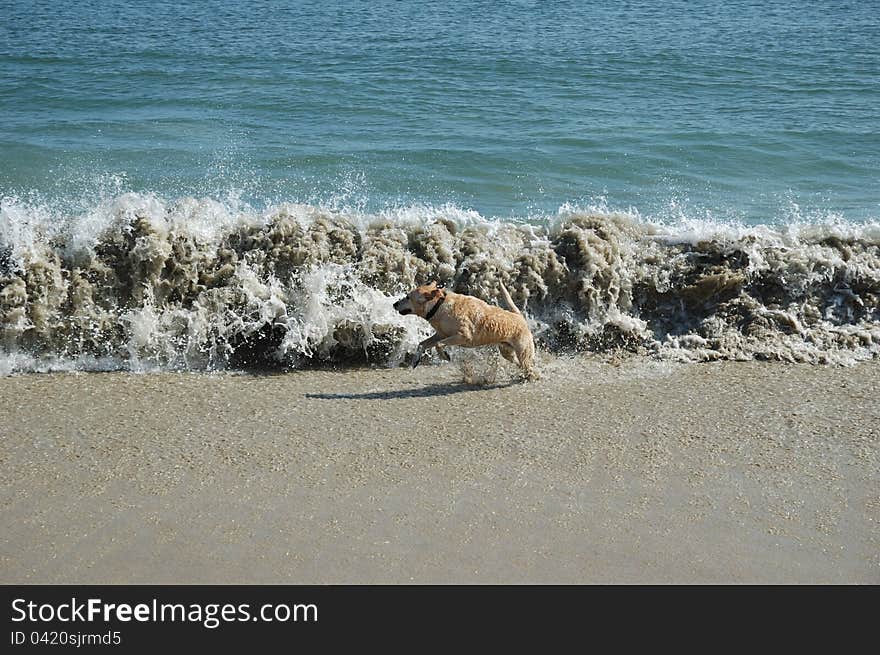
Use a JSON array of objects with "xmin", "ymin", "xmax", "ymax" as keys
[
  {"xmin": 435, "ymin": 344, "xmax": 451, "ymax": 361},
  {"xmin": 498, "ymin": 343, "xmax": 519, "ymax": 365},
  {"xmin": 513, "ymin": 337, "xmax": 539, "ymax": 381}
]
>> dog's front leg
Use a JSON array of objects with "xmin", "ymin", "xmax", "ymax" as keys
[
  {"xmin": 435, "ymin": 344, "xmax": 451, "ymax": 361},
  {"xmin": 412, "ymin": 333, "xmax": 446, "ymax": 368}
]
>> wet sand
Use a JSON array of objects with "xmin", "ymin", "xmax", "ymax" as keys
[{"xmin": 1, "ymin": 357, "xmax": 878, "ymax": 584}]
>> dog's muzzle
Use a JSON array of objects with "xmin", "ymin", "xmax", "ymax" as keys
[{"xmin": 393, "ymin": 299, "xmax": 412, "ymax": 315}]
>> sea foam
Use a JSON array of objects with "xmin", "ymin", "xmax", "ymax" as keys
[{"xmin": 1, "ymin": 193, "xmax": 878, "ymax": 373}]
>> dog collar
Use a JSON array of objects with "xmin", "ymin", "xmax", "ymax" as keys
[{"xmin": 424, "ymin": 293, "xmax": 445, "ymax": 321}]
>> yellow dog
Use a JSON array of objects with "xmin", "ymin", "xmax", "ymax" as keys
[{"xmin": 393, "ymin": 282, "xmax": 538, "ymax": 380}]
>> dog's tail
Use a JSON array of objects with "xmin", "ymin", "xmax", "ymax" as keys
[{"xmin": 498, "ymin": 282, "xmax": 522, "ymax": 315}]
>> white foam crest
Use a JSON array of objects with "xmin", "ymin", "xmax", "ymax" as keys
[
  {"xmin": 279, "ymin": 264, "xmax": 429, "ymax": 364},
  {"xmin": 2, "ymin": 192, "xmax": 878, "ymax": 373}
]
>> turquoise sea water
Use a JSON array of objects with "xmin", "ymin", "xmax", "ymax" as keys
[{"xmin": 1, "ymin": 0, "xmax": 879, "ymax": 222}]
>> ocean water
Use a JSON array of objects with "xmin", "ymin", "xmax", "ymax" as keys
[
  {"xmin": 2, "ymin": 0, "xmax": 879, "ymax": 220},
  {"xmin": 1, "ymin": 0, "xmax": 878, "ymax": 372}
]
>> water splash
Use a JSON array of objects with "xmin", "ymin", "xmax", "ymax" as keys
[{"xmin": 1, "ymin": 193, "xmax": 878, "ymax": 373}]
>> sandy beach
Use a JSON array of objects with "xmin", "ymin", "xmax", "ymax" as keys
[{"xmin": 1, "ymin": 357, "xmax": 877, "ymax": 584}]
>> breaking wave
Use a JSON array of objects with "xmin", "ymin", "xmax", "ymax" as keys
[{"xmin": 1, "ymin": 193, "xmax": 878, "ymax": 374}]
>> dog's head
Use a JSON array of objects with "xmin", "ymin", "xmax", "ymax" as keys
[{"xmin": 393, "ymin": 282, "xmax": 444, "ymax": 317}]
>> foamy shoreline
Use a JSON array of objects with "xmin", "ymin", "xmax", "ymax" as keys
[
  {"xmin": 2, "ymin": 197, "xmax": 879, "ymax": 374},
  {"xmin": 1, "ymin": 358, "xmax": 877, "ymax": 583}
]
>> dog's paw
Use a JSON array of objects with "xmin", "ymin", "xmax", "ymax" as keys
[{"xmin": 522, "ymin": 369, "xmax": 541, "ymax": 382}]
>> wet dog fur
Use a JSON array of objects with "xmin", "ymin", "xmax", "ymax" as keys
[{"xmin": 393, "ymin": 282, "xmax": 538, "ymax": 380}]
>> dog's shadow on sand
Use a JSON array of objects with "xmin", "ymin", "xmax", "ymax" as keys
[{"xmin": 305, "ymin": 380, "xmax": 518, "ymax": 400}]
